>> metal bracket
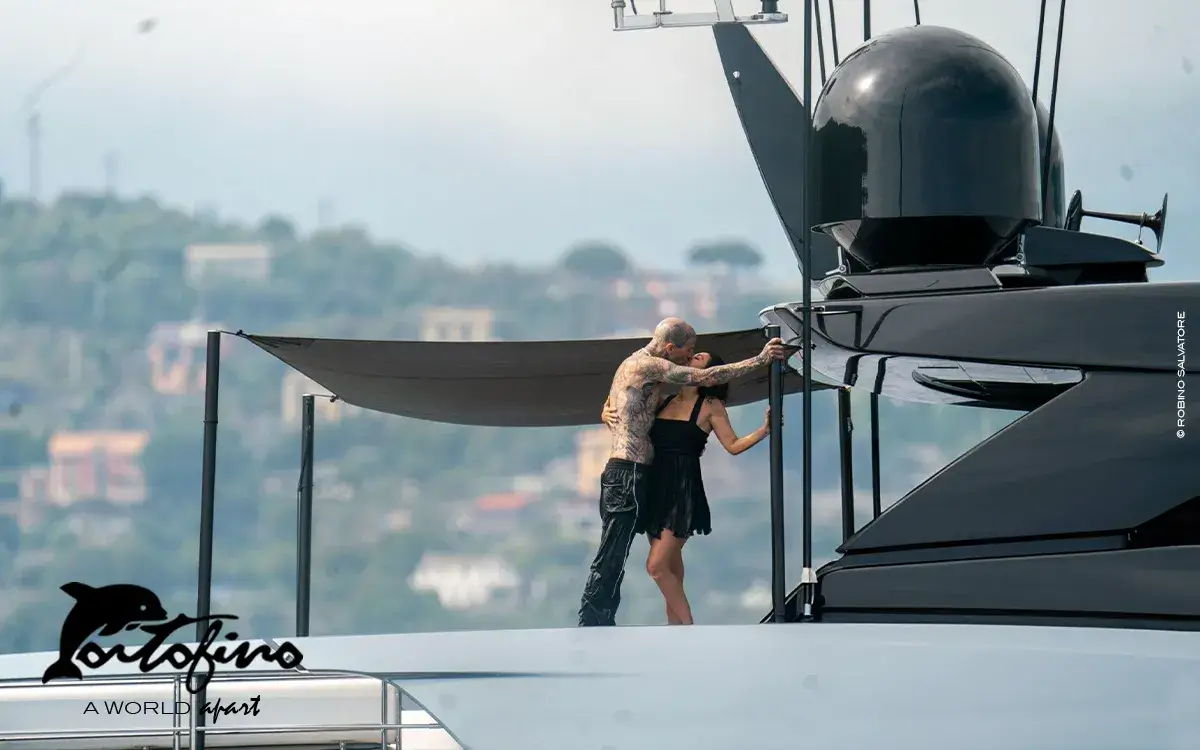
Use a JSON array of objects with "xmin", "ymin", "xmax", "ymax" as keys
[
  {"xmin": 612, "ymin": 0, "xmax": 788, "ymax": 31},
  {"xmin": 303, "ymin": 391, "xmax": 340, "ymax": 403}
]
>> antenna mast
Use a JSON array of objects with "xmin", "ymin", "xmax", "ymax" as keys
[
  {"xmin": 827, "ymin": 0, "xmax": 840, "ymax": 65},
  {"xmin": 1039, "ymin": 0, "xmax": 1068, "ymax": 209},
  {"xmin": 799, "ymin": 0, "xmax": 816, "ymax": 620},
  {"xmin": 1030, "ymin": 0, "xmax": 1049, "ymax": 103}
]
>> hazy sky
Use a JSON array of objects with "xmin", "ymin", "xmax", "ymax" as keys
[{"xmin": 0, "ymin": 0, "xmax": 1196, "ymax": 277}]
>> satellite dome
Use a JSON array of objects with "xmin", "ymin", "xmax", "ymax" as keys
[{"xmin": 810, "ymin": 25, "xmax": 1042, "ymax": 272}]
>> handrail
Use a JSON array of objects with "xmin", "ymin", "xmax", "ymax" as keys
[{"xmin": 0, "ymin": 667, "xmax": 459, "ymax": 748}]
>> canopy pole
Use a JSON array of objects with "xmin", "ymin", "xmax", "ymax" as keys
[
  {"xmin": 838, "ymin": 388, "xmax": 855, "ymax": 542},
  {"xmin": 296, "ymin": 394, "xmax": 315, "ymax": 637},
  {"xmin": 194, "ymin": 330, "xmax": 221, "ymax": 750},
  {"xmin": 766, "ymin": 324, "xmax": 786, "ymax": 622},
  {"xmin": 800, "ymin": 0, "xmax": 815, "ymax": 621},
  {"xmin": 870, "ymin": 393, "xmax": 882, "ymax": 518}
]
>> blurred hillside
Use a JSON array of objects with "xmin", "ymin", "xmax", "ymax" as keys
[{"xmin": 0, "ymin": 188, "xmax": 1018, "ymax": 653}]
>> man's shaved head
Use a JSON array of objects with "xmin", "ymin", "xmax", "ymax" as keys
[
  {"xmin": 653, "ymin": 317, "xmax": 696, "ymax": 348},
  {"xmin": 649, "ymin": 317, "xmax": 697, "ymax": 364}
]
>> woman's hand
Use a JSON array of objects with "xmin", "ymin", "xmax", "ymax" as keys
[
  {"xmin": 762, "ymin": 407, "xmax": 779, "ymax": 433},
  {"xmin": 602, "ymin": 400, "xmax": 619, "ymax": 427}
]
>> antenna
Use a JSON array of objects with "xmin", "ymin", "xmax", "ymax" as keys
[
  {"xmin": 800, "ymin": 0, "xmax": 815, "ymax": 621},
  {"xmin": 611, "ymin": 0, "xmax": 787, "ymax": 31},
  {"xmin": 814, "ymin": 1, "xmax": 827, "ymax": 83},
  {"xmin": 913, "ymin": 0, "xmax": 922, "ymax": 25},
  {"xmin": 1039, "ymin": 0, "xmax": 1068, "ymax": 211},
  {"xmin": 1065, "ymin": 190, "xmax": 1169, "ymax": 252},
  {"xmin": 827, "ymin": 0, "xmax": 840, "ymax": 65},
  {"xmin": 863, "ymin": 0, "xmax": 871, "ymax": 41},
  {"xmin": 1030, "ymin": 0, "xmax": 1048, "ymax": 102}
]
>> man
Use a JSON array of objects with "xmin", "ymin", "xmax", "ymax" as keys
[{"xmin": 577, "ymin": 317, "xmax": 790, "ymax": 626}]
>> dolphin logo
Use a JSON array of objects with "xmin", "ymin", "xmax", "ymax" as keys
[{"xmin": 41, "ymin": 582, "xmax": 169, "ymax": 684}]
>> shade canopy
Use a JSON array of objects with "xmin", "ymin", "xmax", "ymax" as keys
[{"xmin": 241, "ymin": 329, "xmax": 833, "ymax": 427}]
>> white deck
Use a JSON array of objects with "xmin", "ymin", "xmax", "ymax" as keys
[{"xmin": 2, "ymin": 623, "xmax": 1200, "ymax": 750}]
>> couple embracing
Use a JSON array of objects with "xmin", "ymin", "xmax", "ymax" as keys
[{"xmin": 577, "ymin": 317, "xmax": 791, "ymax": 627}]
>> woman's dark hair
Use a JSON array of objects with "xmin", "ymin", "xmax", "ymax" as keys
[{"xmin": 696, "ymin": 353, "xmax": 729, "ymax": 403}]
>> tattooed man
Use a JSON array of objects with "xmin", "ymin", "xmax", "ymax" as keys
[{"xmin": 577, "ymin": 317, "xmax": 790, "ymax": 626}]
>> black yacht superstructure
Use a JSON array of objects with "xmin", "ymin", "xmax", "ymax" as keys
[{"xmin": 713, "ymin": 17, "xmax": 1198, "ymax": 627}]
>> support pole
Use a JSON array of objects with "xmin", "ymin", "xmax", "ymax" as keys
[
  {"xmin": 296, "ymin": 395, "xmax": 315, "ymax": 637},
  {"xmin": 766, "ymin": 325, "xmax": 785, "ymax": 622},
  {"xmin": 870, "ymin": 393, "xmax": 882, "ymax": 519},
  {"xmin": 194, "ymin": 330, "xmax": 221, "ymax": 750},
  {"xmin": 837, "ymin": 388, "xmax": 855, "ymax": 542},
  {"xmin": 863, "ymin": 0, "xmax": 871, "ymax": 41},
  {"xmin": 800, "ymin": 0, "xmax": 815, "ymax": 621}
]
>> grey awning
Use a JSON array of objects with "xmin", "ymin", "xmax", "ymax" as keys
[{"xmin": 241, "ymin": 329, "xmax": 833, "ymax": 427}]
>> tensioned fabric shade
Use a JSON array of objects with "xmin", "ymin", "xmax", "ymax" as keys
[{"xmin": 240, "ymin": 328, "xmax": 833, "ymax": 427}]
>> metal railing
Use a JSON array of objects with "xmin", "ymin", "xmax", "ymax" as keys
[{"xmin": 0, "ymin": 668, "xmax": 459, "ymax": 749}]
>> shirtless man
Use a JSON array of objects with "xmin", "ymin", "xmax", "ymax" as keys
[{"xmin": 577, "ymin": 317, "xmax": 790, "ymax": 627}]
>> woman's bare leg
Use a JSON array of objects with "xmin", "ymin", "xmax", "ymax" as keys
[
  {"xmin": 666, "ymin": 539, "xmax": 687, "ymax": 624},
  {"xmin": 647, "ymin": 531, "xmax": 692, "ymax": 625}
]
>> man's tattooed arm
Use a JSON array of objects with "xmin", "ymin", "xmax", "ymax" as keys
[{"xmin": 640, "ymin": 351, "xmax": 769, "ymax": 388}]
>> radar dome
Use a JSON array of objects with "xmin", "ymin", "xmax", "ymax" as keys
[{"xmin": 810, "ymin": 25, "xmax": 1042, "ymax": 272}]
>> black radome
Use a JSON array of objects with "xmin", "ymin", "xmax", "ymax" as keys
[{"xmin": 810, "ymin": 25, "xmax": 1043, "ymax": 272}]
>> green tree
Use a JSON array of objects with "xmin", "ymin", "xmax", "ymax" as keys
[
  {"xmin": 559, "ymin": 240, "xmax": 631, "ymax": 278},
  {"xmin": 686, "ymin": 239, "xmax": 764, "ymax": 270},
  {"xmin": 257, "ymin": 214, "xmax": 297, "ymax": 243}
]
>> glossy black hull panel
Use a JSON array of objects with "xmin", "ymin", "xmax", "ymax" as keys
[
  {"xmin": 761, "ymin": 278, "xmax": 1199, "ymax": 628},
  {"xmin": 809, "ymin": 282, "xmax": 1197, "ymax": 372},
  {"xmin": 817, "ymin": 546, "xmax": 1200, "ymax": 630},
  {"xmin": 823, "ymin": 545, "xmax": 1200, "ymax": 615},
  {"xmin": 843, "ymin": 369, "xmax": 1191, "ymax": 550}
]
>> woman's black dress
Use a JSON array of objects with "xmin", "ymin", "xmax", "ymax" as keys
[{"xmin": 642, "ymin": 394, "xmax": 713, "ymax": 540}]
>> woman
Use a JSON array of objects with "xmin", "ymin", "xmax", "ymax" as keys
[{"xmin": 603, "ymin": 352, "xmax": 772, "ymax": 625}]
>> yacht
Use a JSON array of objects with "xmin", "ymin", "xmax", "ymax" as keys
[{"xmin": 2, "ymin": 2, "xmax": 1197, "ymax": 749}]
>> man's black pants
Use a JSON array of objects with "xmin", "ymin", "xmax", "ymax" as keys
[{"xmin": 577, "ymin": 458, "xmax": 649, "ymax": 627}]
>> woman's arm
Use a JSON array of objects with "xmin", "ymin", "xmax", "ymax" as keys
[
  {"xmin": 708, "ymin": 400, "xmax": 770, "ymax": 456},
  {"xmin": 601, "ymin": 396, "xmax": 617, "ymax": 426}
]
